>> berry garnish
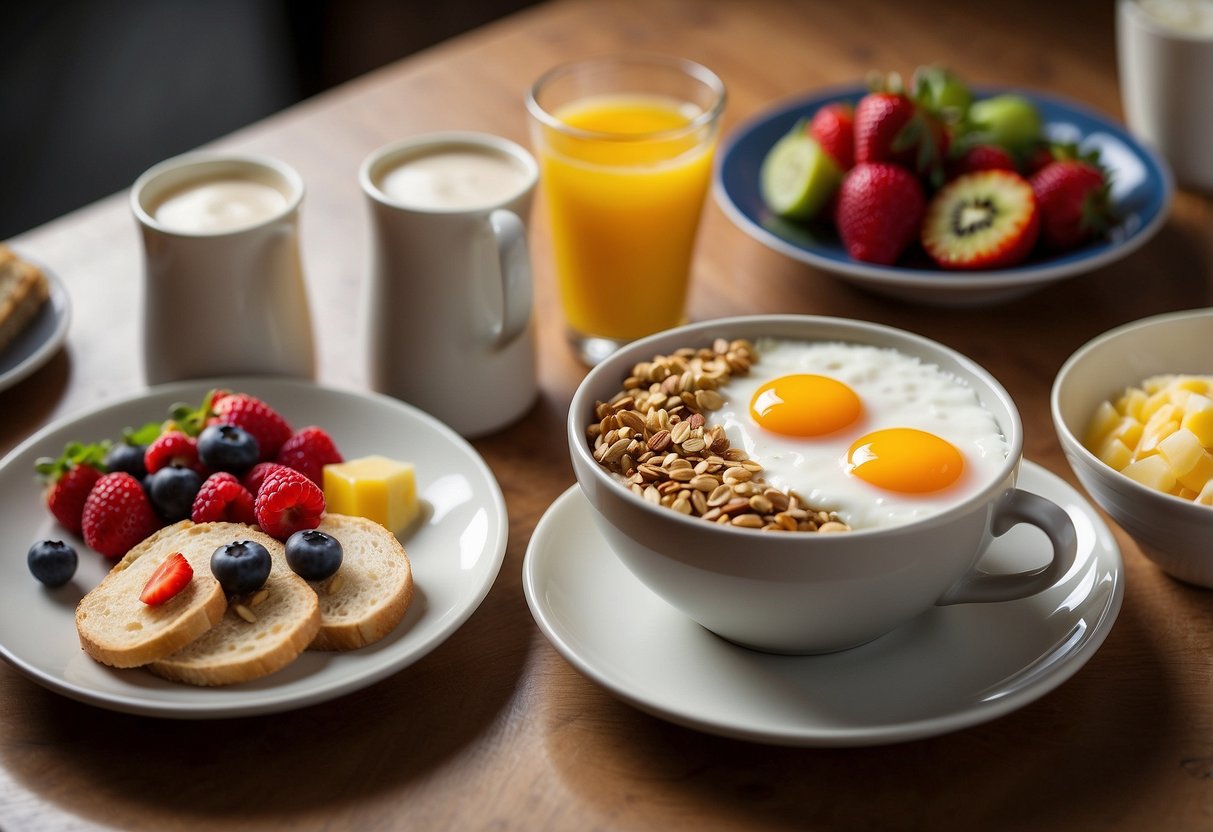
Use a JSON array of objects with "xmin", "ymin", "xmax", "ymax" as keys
[
  {"xmin": 197, "ymin": 424, "xmax": 260, "ymax": 474},
  {"xmin": 144, "ymin": 431, "xmax": 201, "ymax": 475},
  {"xmin": 835, "ymin": 162, "xmax": 926, "ymax": 265},
  {"xmin": 1029, "ymin": 159, "xmax": 1114, "ymax": 252},
  {"xmin": 254, "ymin": 466, "xmax": 325, "ymax": 540},
  {"xmin": 191, "ymin": 472, "xmax": 257, "ymax": 524},
  {"xmin": 285, "ymin": 529, "xmax": 343, "ymax": 581},
  {"xmin": 147, "ymin": 465, "xmax": 205, "ymax": 522},
  {"xmin": 275, "ymin": 426, "xmax": 343, "ymax": 485},
  {"xmin": 242, "ymin": 462, "xmax": 289, "ymax": 498},
  {"xmin": 82, "ymin": 472, "xmax": 162, "ymax": 559},
  {"xmin": 208, "ymin": 391, "xmax": 293, "ymax": 461},
  {"xmin": 27, "ymin": 540, "xmax": 78, "ymax": 587},
  {"xmin": 140, "ymin": 552, "xmax": 193, "ymax": 606},
  {"xmin": 104, "ymin": 442, "xmax": 148, "ymax": 480},
  {"xmin": 35, "ymin": 442, "xmax": 107, "ymax": 536},
  {"xmin": 921, "ymin": 169, "xmax": 1039, "ymax": 269},
  {"xmin": 210, "ymin": 540, "xmax": 272, "ymax": 595}
]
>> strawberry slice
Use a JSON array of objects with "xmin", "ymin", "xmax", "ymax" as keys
[
  {"xmin": 254, "ymin": 466, "xmax": 325, "ymax": 540},
  {"xmin": 140, "ymin": 552, "xmax": 193, "ymax": 606},
  {"xmin": 921, "ymin": 169, "xmax": 1039, "ymax": 270}
]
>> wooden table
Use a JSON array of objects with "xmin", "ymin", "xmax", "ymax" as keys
[{"xmin": 4, "ymin": 0, "xmax": 1212, "ymax": 828}]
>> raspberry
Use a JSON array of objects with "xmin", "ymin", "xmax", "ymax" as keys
[
  {"xmin": 81, "ymin": 472, "xmax": 162, "ymax": 559},
  {"xmin": 191, "ymin": 472, "xmax": 256, "ymax": 524},
  {"xmin": 242, "ymin": 462, "xmax": 289, "ymax": 497},
  {"xmin": 254, "ymin": 466, "xmax": 325, "ymax": 540},
  {"xmin": 144, "ymin": 431, "xmax": 201, "ymax": 474},
  {"xmin": 275, "ymin": 426, "xmax": 343, "ymax": 485},
  {"xmin": 210, "ymin": 392, "xmax": 293, "ymax": 461}
]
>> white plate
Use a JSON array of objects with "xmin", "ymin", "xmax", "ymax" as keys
[
  {"xmin": 0, "ymin": 377, "xmax": 508, "ymax": 718},
  {"xmin": 524, "ymin": 461, "xmax": 1123, "ymax": 746},
  {"xmin": 0, "ymin": 267, "xmax": 71, "ymax": 392}
]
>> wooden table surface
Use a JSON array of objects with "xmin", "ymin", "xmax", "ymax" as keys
[{"xmin": 4, "ymin": 0, "xmax": 1213, "ymax": 829}]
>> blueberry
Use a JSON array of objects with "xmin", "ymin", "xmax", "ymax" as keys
[
  {"xmin": 197, "ymin": 424, "xmax": 259, "ymax": 474},
  {"xmin": 211, "ymin": 540, "xmax": 272, "ymax": 595},
  {"xmin": 104, "ymin": 442, "xmax": 147, "ymax": 479},
  {"xmin": 28, "ymin": 540, "xmax": 78, "ymax": 587},
  {"xmin": 147, "ymin": 464, "xmax": 204, "ymax": 521},
  {"xmin": 285, "ymin": 529, "xmax": 343, "ymax": 581}
]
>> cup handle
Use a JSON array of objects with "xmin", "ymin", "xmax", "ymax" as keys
[
  {"xmin": 489, "ymin": 209, "xmax": 533, "ymax": 349},
  {"xmin": 938, "ymin": 488, "xmax": 1078, "ymax": 605}
]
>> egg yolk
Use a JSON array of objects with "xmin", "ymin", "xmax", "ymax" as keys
[
  {"xmin": 847, "ymin": 428, "xmax": 964, "ymax": 493},
  {"xmin": 750, "ymin": 374, "xmax": 863, "ymax": 437}
]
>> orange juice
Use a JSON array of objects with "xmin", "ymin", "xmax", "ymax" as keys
[{"xmin": 536, "ymin": 94, "xmax": 718, "ymax": 342}]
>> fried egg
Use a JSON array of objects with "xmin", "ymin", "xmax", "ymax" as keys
[{"xmin": 714, "ymin": 339, "xmax": 1008, "ymax": 529}]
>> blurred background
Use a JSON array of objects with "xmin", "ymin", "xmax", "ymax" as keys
[{"xmin": 0, "ymin": 0, "xmax": 537, "ymax": 239}]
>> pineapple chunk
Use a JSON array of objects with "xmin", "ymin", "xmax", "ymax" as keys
[
  {"xmin": 1178, "ymin": 451, "xmax": 1213, "ymax": 493},
  {"xmin": 1122, "ymin": 455, "xmax": 1177, "ymax": 492},
  {"xmin": 1157, "ymin": 428, "xmax": 1206, "ymax": 477},
  {"xmin": 1096, "ymin": 436, "xmax": 1134, "ymax": 471},
  {"xmin": 1084, "ymin": 400, "xmax": 1121, "ymax": 448},
  {"xmin": 1115, "ymin": 388, "xmax": 1148, "ymax": 421},
  {"xmin": 1181, "ymin": 393, "xmax": 1213, "ymax": 448},
  {"xmin": 1197, "ymin": 480, "xmax": 1213, "ymax": 506}
]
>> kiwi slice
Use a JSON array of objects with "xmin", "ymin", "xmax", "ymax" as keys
[
  {"xmin": 760, "ymin": 130, "xmax": 842, "ymax": 221},
  {"xmin": 921, "ymin": 170, "xmax": 1040, "ymax": 270}
]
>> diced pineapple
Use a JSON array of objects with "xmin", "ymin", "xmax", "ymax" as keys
[
  {"xmin": 1136, "ymin": 419, "xmax": 1178, "ymax": 459},
  {"xmin": 1178, "ymin": 451, "xmax": 1213, "ymax": 493},
  {"xmin": 1142, "ymin": 389, "xmax": 1173, "ymax": 420},
  {"xmin": 1142, "ymin": 374, "xmax": 1175, "ymax": 395},
  {"xmin": 1157, "ymin": 428, "xmax": 1206, "ymax": 477},
  {"xmin": 1084, "ymin": 400, "xmax": 1121, "ymax": 448},
  {"xmin": 1096, "ymin": 436, "xmax": 1134, "ymax": 471},
  {"xmin": 1197, "ymin": 480, "xmax": 1213, "ymax": 506},
  {"xmin": 1122, "ymin": 455, "xmax": 1177, "ymax": 492},
  {"xmin": 1174, "ymin": 376, "xmax": 1211, "ymax": 395},
  {"xmin": 1109, "ymin": 416, "xmax": 1144, "ymax": 449},
  {"xmin": 1115, "ymin": 388, "xmax": 1148, "ymax": 421},
  {"xmin": 1180, "ymin": 393, "xmax": 1213, "ymax": 448}
]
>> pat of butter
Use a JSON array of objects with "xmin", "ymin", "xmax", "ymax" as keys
[{"xmin": 323, "ymin": 455, "xmax": 419, "ymax": 536}]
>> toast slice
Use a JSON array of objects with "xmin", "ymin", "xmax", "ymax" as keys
[
  {"xmin": 0, "ymin": 244, "xmax": 50, "ymax": 354},
  {"xmin": 307, "ymin": 513, "xmax": 414, "ymax": 651},
  {"xmin": 75, "ymin": 520, "xmax": 233, "ymax": 668},
  {"xmin": 149, "ymin": 533, "xmax": 320, "ymax": 686}
]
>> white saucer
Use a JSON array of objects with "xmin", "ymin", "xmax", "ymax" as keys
[
  {"xmin": 0, "ymin": 377, "xmax": 507, "ymax": 718},
  {"xmin": 523, "ymin": 461, "xmax": 1123, "ymax": 746}
]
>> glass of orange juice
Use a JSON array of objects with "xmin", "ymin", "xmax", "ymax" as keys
[{"xmin": 526, "ymin": 55, "xmax": 726, "ymax": 365}]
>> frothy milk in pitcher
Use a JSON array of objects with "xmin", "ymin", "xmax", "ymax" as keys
[{"xmin": 378, "ymin": 149, "xmax": 531, "ymax": 211}]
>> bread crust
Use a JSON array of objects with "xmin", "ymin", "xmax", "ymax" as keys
[
  {"xmin": 308, "ymin": 513, "xmax": 414, "ymax": 651},
  {"xmin": 75, "ymin": 521, "xmax": 238, "ymax": 668},
  {"xmin": 0, "ymin": 244, "xmax": 50, "ymax": 354},
  {"xmin": 149, "ymin": 534, "xmax": 321, "ymax": 686}
]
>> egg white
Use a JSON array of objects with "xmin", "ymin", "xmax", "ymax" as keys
[{"xmin": 714, "ymin": 338, "xmax": 1009, "ymax": 529}]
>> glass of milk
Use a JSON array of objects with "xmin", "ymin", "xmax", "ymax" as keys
[
  {"xmin": 131, "ymin": 154, "xmax": 315, "ymax": 383},
  {"xmin": 1117, "ymin": 0, "xmax": 1213, "ymax": 190},
  {"xmin": 360, "ymin": 132, "xmax": 539, "ymax": 437}
]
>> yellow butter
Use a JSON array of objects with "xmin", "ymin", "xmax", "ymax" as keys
[{"xmin": 323, "ymin": 455, "xmax": 419, "ymax": 537}]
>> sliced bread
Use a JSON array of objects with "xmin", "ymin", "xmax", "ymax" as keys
[
  {"xmin": 0, "ymin": 244, "xmax": 50, "ymax": 354},
  {"xmin": 149, "ymin": 532, "xmax": 320, "ymax": 686},
  {"xmin": 75, "ymin": 520, "xmax": 232, "ymax": 668},
  {"xmin": 307, "ymin": 513, "xmax": 414, "ymax": 651}
]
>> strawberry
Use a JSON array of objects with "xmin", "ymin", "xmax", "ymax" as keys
[
  {"xmin": 254, "ymin": 466, "xmax": 325, "ymax": 540},
  {"xmin": 948, "ymin": 144, "xmax": 1016, "ymax": 179},
  {"xmin": 834, "ymin": 162, "xmax": 926, "ymax": 266},
  {"xmin": 139, "ymin": 552, "xmax": 192, "ymax": 606},
  {"xmin": 209, "ymin": 391, "xmax": 293, "ymax": 461},
  {"xmin": 81, "ymin": 472, "xmax": 162, "ymax": 559},
  {"xmin": 922, "ymin": 170, "xmax": 1040, "ymax": 270},
  {"xmin": 853, "ymin": 91, "xmax": 948, "ymax": 183},
  {"xmin": 144, "ymin": 431, "xmax": 200, "ymax": 474},
  {"xmin": 191, "ymin": 472, "xmax": 257, "ymax": 524},
  {"xmin": 242, "ymin": 461, "xmax": 289, "ymax": 498},
  {"xmin": 1029, "ymin": 160, "xmax": 1114, "ymax": 251},
  {"xmin": 275, "ymin": 426, "xmax": 343, "ymax": 485},
  {"xmin": 808, "ymin": 102, "xmax": 855, "ymax": 170},
  {"xmin": 35, "ymin": 442, "xmax": 107, "ymax": 535}
]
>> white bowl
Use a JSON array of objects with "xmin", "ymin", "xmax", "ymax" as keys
[
  {"xmin": 569, "ymin": 314, "xmax": 1079, "ymax": 654},
  {"xmin": 1051, "ymin": 307, "xmax": 1213, "ymax": 586}
]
